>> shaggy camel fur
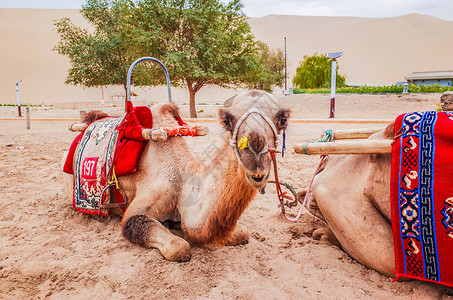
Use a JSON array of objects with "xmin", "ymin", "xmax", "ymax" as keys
[
  {"xmin": 63, "ymin": 90, "xmax": 290, "ymax": 261},
  {"xmin": 304, "ymin": 123, "xmax": 396, "ymax": 276}
]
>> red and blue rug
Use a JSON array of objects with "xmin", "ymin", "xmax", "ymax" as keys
[{"xmin": 391, "ymin": 111, "xmax": 453, "ymax": 287}]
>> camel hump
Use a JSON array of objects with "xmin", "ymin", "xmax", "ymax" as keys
[
  {"xmin": 158, "ymin": 102, "xmax": 180, "ymax": 119},
  {"xmin": 383, "ymin": 121, "xmax": 395, "ymax": 139},
  {"xmin": 83, "ymin": 110, "xmax": 109, "ymax": 124}
]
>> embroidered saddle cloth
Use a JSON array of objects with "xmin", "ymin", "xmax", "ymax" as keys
[
  {"xmin": 64, "ymin": 103, "xmax": 155, "ymax": 216},
  {"xmin": 73, "ymin": 116, "xmax": 124, "ymax": 216},
  {"xmin": 391, "ymin": 111, "xmax": 453, "ymax": 287}
]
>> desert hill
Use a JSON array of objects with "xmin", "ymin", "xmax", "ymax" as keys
[
  {"xmin": 1, "ymin": 8, "xmax": 453, "ymax": 104},
  {"xmin": 250, "ymin": 13, "xmax": 453, "ymax": 85}
]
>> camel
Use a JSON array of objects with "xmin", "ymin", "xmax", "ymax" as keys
[
  {"xmin": 302, "ymin": 124, "xmax": 397, "ymax": 277},
  {"xmin": 63, "ymin": 90, "xmax": 290, "ymax": 262}
]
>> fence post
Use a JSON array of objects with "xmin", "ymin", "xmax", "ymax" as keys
[{"xmin": 26, "ymin": 107, "xmax": 30, "ymax": 130}]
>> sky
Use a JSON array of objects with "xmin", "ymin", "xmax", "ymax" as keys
[{"xmin": 0, "ymin": 0, "xmax": 452, "ymax": 21}]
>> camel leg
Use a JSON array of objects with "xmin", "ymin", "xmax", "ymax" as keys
[
  {"xmin": 121, "ymin": 185, "xmax": 191, "ymax": 262},
  {"xmin": 122, "ymin": 214, "xmax": 191, "ymax": 262},
  {"xmin": 224, "ymin": 223, "xmax": 249, "ymax": 246},
  {"xmin": 61, "ymin": 151, "xmax": 74, "ymax": 201},
  {"xmin": 311, "ymin": 155, "xmax": 395, "ymax": 277},
  {"xmin": 313, "ymin": 226, "xmax": 341, "ymax": 247}
]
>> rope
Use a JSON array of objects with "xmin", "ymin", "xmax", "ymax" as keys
[
  {"xmin": 160, "ymin": 125, "xmax": 197, "ymax": 137},
  {"xmin": 271, "ymin": 148, "xmax": 328, "ymax": 222},
  {"xmin": 282, "ymin": 131, "xmax": 286, "ymax": 157},
  {"xmin": 229, "ymin": 107, "xmax": 280, "ymax": 168},
  {"xmin": 301, "ymin": 129, "xmax": 334, "ymax": 155},
  {"xmin": 109, "ymin": 166, "xmax": 120, "ymax": 190}
]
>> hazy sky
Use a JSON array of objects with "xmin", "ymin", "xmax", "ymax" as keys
[{"xmin": 0, "ymin": 0, "xmax": 452, "ymax": 21}]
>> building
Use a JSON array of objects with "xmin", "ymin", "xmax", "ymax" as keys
[{"xmin": 405, "ymin": 71, "xmax": 453, "ymax": 87}]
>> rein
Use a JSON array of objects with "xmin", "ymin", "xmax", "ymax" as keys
[
  {"xmin": 270, "ymin": 149, "xmax": 328, "ymax": 222},
  {"xmin": 229, "ymin": 106, "xmax": 322, "ymax": 222},
  {"xmin": 229, "ymin": 107, "xmax": 279, "ymax": 168}
]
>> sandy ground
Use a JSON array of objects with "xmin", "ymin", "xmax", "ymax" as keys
[{"xmin": 1, "ymin": 94, "xmax": 452, "ymax": 299}]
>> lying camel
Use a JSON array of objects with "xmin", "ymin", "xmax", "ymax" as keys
[
  {"xmin": 63, "ymin": 90, "xmax": 290, "ymax": 261},
  {"xmin": 303, "ymin": 124, "xmax": 396, "ymax": 276}
]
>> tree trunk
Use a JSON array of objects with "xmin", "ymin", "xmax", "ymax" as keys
[
  {"xmin": 189, "ymin": 88, "xmax": 197, "ymax": 118},
  {"xmin": 123, "ymin": 83, "xmax": 128, "ymax": 112},
  {"xmin": 187, "ymin": 79, "xmax": 204, "ymax": 118}
]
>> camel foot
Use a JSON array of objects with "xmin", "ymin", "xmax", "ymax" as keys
[
  {"xmin": 160, "ymin": 236, "xmax": 191, "ymax": 262},
  {"xmin": 225, "ymin": 224, "xmax": 250, "ymax": 246},
  {"xmin": 122, "ymin": 215, "xmax": 191, "ymax": 262},
  {"xmin": 313, "ymin": 226, "xmax": 341, "ymax": 248}
]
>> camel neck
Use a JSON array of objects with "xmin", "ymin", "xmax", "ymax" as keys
[{"xmin": 180, "ymin": 142, "xmax": 257, "ymax": 245}]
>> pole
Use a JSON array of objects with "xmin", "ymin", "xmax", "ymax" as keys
[
  {"xmin": 15, "ymin": 82, "xmax": 21, "ymax": 117},
  {"xmin": 26, "ymin": 107, "xmax": 30, "ymax": 130},
  {"xmin": 101, "ymin": 85, "xmax": 105, "ymax": 105},
  {"xmin": 330, "ymin": 59, "xmax": 337, "ymax": 118},
  {"xmin": 284, "ymin": 37, "xmax": 288, "ymax": 93}
]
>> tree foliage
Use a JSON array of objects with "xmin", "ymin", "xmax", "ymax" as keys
[
  {"xmin": 294, "ymin": 83, "xmax": 453, "ymax": 94},
  {"xmin": 54, "ymin": 0, "xmax": 130, "ymax": 90},
  {"xmin": 292, "ymin": 53, "xmax": 345, "ymax": 89},
  {"xmin": 54, "ymin": 0, "xmax": 284, "ymax": 117},
  {"xmin": 248, "ymin": 42, "xmax": 285, "ymax": 92}
]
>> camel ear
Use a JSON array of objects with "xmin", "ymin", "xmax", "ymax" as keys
[
  {"xmin": 224, "ymin": 94, "xmax": 237, "ymax": 108},
  {"xmin": 159, "ymin": 103, "xmax": 180, "ymax": 119},
  {"xmin": 219, "ymin": 108, "xmax": 236, "ymax": 132},
  {"xmin": 275, "ymin": 108, "xmax": 291, "ymax": 132}
]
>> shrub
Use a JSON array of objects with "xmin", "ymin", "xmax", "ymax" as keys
[{"xmin": 293, "ymin": 84, "xmax": 453, "ymax": 94}]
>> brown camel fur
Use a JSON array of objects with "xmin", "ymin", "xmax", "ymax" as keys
[
  {"xmin": 63, "ymin": 90, "xmax": 290, "ymax": 262},
  {"xmin": 303, "ymin": 123, "xmax": 397, "ymax": 277}
]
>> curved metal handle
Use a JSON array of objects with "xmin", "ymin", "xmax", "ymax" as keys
[{"xmin": 126, "ymin": 57, "xmax": 172, "ymax": 111}]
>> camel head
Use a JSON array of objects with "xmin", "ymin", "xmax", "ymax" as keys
[{"xmin": 219, "ymin": 90, "xmax": 290, "ymax": 189}]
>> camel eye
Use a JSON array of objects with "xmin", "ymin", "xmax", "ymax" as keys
[
  {"xmin": 280, "ymin": 117, "xmax": 287, "ymax": 127},
  {"xmin": 219, "ymin": 109, "xmax": 235, "ymax": 132},
  {"xmin": 275, "ymin": 109, "xmax": 290, "ymax": 131}
]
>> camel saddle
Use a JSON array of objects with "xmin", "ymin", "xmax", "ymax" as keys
[{"xmin": 64, "ymin": 102, "xmax": 153, "ymax": 216}]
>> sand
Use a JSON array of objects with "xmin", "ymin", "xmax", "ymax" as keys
[
  {"xmin": 2, "ymin": 9, "xmax": 453, "ymax": 105},
  {"xmin": 2, "ymin": 93, "xmax": 453, "ymax": 299}
]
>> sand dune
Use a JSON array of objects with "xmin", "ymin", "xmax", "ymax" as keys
[{"xmin": 1, "ymin": 8, "xmax": 453, "ymax": 104}]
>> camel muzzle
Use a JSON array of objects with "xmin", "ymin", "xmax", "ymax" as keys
[{"xmin": 251, "ymin": 173, "xmax": 265, "ymax": 182}]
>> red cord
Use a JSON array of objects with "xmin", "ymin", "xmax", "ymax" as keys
[
  {"xmin": 161, "ymin": 125, "xmax": 197, "ymax": 137},
  {"xmin": 270, "ymin": 148, "xmax": 328, "ymax": 222}
]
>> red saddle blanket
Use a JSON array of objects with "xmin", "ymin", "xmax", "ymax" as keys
[
  {"xmin": 63, "ymin": 104, "xmax": 153, "ymax": 216},
  {"xmin": 391, "ymin": 111, "xmax": 453, "ymax": 287}
]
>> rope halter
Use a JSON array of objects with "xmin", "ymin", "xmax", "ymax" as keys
[{"xmin": 229, "ymin": 107, "xmax": 280, "ymax": 165}]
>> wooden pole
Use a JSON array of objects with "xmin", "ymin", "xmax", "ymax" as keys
[
  {"xmin": 332, "ymin": 127, "xmax": 384, "ymax": 140},
  {"xmin": 294, "ymin": 139, "xmax": 392, "ymax": 155},
  {"xmin": 26, "ymin": 107, "xmax": 30, "ymax": 130},
  {"xmin": 69, "ymin": 123, "xmax": 209, "ymax": 142},
  {"xmin": 69, "ymin": 123, "xmax": 88, "ymax": 132}
]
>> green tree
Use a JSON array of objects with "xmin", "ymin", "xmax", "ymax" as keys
[
  {"xmin": 292, "ymin": 53, "xmax": 345, "ymax": 89},
  {"xmin": 54, "ymin": 0, "xmax": 130, "ymax": 92},
  {"xmin": 125, "ymin": 0, "xmax": 279, "ymax": 117},
  {"xmin": 248, "ymin": 42, "xmax": 285, "ymax": 92},
  {"xmin": 55, "ymin": 0, "xmax": 284, "ymax": 117}
]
